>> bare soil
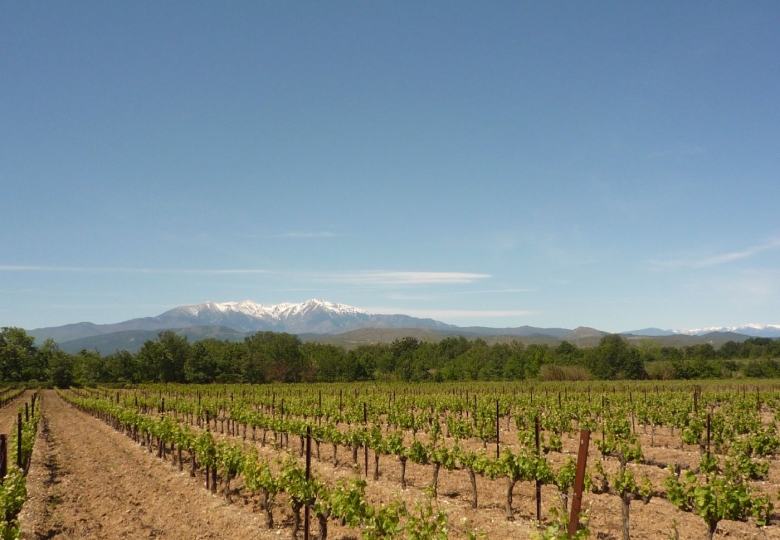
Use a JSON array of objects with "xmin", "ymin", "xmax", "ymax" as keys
[
  {"xmin": 17, "ymin": 390, "xmax": 780, "ymax": 539},
  {"xmin": 19, "ymin": 391, "xmax": 274, "ymax": 540},
  {"xmin": 0, "ymin": 390, "xmax": 35, "ymax": 451}
]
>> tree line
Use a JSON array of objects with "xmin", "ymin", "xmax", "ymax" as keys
[{"xmin": 1, "ymin": 326, "xmax": 779, "ymax": 386}]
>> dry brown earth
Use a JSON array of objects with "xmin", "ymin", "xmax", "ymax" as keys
[
  {"xmin": 20, "ymin": 390, "xmax": 274, "ymax": 539},
  {"xmin": 16, "ymin": 390, "xmax": 780, "ymax": 539}
]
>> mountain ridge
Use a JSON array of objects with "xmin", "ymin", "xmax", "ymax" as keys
[
  {"xmin": 52, "ymin": 326, "xmax": 760, "ymax": 355},
  {"xmin": 624, "ymin": 324, "xmax": 780, "ymax": 338},
  {"xmin": 27, "ymin": 299, "xmax": 780, "ymax": 346}
]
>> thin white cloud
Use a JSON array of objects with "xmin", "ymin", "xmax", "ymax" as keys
[
  {"xmin": 0, "ymin": 265, "xmax": 271, "ymax": 275},
  {"xmin": 42, "ymin": 303, "xmax": 173, "ymax": 310},
  {"xmin": 384, "ymin": 289, "xmax": 532, "ymax": 302},
  {"xmin": 0, "ymin": 287, "xmax": 44, "ymax": 294},
  {"xmin": 0, "ymin": 290, "xmax": 131, "ymax": 298},
  {"xmin": 645, "ymin": 145, "xmax": 707, "ymax": 159},
  {"xmin": 311, "ymin": 271, "xmax": 492, "ymax": 285},
  {"xmin": 252, "ymin": 232, "xmax": 337, "ymax": 239},
  {"xmin": 369, "ymin": 307, "xmax": 539, "ymax": 319},
  {"xmin": 0, "ymin": 266, "xmax": 58, "ymax": 271},
  {"xmin": 487, "ymin": 232, "xmax": 523, "ymax": 251},
  {"xmin": 448, "ymin": 288, "xmax": 534, "ymax": 295},
  {"xmin": 706, "ymin": 270, "xmax": 780, "ymax": 302},
  {"xmin": 650, "ymin": 239, "xmax": 780, "ymax": 270},
  {"xmin": 0, "ymin": 266, "xmax": 490, "ymax": 286},
  {"xmin": 180, "ymin": 269, "xmax": 272, "ymax": 275}
]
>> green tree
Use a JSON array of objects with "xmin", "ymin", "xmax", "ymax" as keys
[
  {"xmin": 552, "ymin": 341, "xmax": 582, "ymax": 365},
  {"xmin": 48, "ymin": 349, "xmax": 75, "ymax": 387},
  {"xmin": 245, "ymin": 332, "xmax": 308, "ymax": 382},
  {"xmin": 215, "ymin": 340, "xmax": 243, "ymax": 382},
  {"xmin": 636, "ymin": 339, "xmax": 662, "ymax": 363},
  {"xmin": 157, "ymin": 331, "xmax": 190, "ymax": 382},
  {"xmin": 718, "ymin": 340, "xmax": 742, "ymax": 360},
  {"xmin": 524, "ymin": 344, "xmax": 550, "ymax": 376},
  {"xmin": 103, "ymin": 350, "xmax": 138, "ymax": 382},
  {"xmin": 185, "ymin": 340, "xmax": 219, "ymax": 383},
  {"xmin": 301, "ymin": 342, "xmax": 345, "ymax": 381},
  {"xmin": 136, "ymin": 339, "xmax": 164, "ymax": 381},
  {"xmin": 26, "ymin": 337, "xmax": 56, "ymax": 381},
  {"xmin": 74, "ymin": 349, "xmax": 106, "ymax": 383},
  {"xmin": 436, "ymin": 336, "xmax": 471, "ymax": 361},
  {"xmin": 448, "ymin": 338, "xmax": 492, "ymax": 380},
  {"xmin": 342, "ymin": 349, "xmax": 371, "ymax": 380},
  {"xmin": 242, "ymin": 335, "xmax": 265, "ymax": 383},
  {"xmin": 0, "ymin": 327, "xmax": 36, "ymax": 382},
  {"xmin": 587, "ymin": 334, "xmax": 645, "ymax": 380}
]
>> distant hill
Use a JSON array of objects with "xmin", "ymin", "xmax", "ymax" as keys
[
  {"xmin": 59, "ymin": 325, "xmax": 566, "ymax": 354},
  {"xmin": 623, "ymin": 328, "xmax": 674, "ymax": 337},
  {"xmin": 301, "ymin": 328, "xmax": 562, "ymax": 349},
  {"xmin": 29, "ymin": 299, "xmax": 459, "ymax": 343},
  {"xmin": 623, "ymin": 325, "xmax": 780, "ymax": 338},
  {"xmin": 452, "ymin": 325, "xmax": 570, "ymax": 338},
  {"xmin": 562, "ymin": 327, "xmax": 608, "ymax": 346},
  {"xmin": 57, "ymin": 326, "xmax": 251, "ymax": 354},
  {"xmin": 622, "ymin": 332, "xmax": 751, "ymax": 348},
  {"xmin": 28, "ymin": 299, "xmax": 575, "ymax": 347},
  {"xmin": 24, "ymin": 298, "xmax": 777, "ymax": 354},
  {"xmin": 700, "ymin": 331, "xmax": 753, "ymax": 341},
  {"xmin": 52, "ymin": 324, "xmax": 760, "ymax": 355},
  {"xmin": 29, "ymin": 322, "xmax": 115, "ymax": 343}
]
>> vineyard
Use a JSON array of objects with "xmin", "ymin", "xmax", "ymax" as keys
[{"xmin": 15, "ymin": 382, "xmax": 780, "ymax": 539}]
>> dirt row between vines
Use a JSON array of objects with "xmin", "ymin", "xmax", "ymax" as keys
[
  {"xmin": 0, "ymin": 390, "xmax": 35, "ymax": 445},
  {"xmin": 16, "ymin": 390, "xmax": 780, "ymax": 539},
  {"xmin": 19, "ymin": 390, "xmax": 275, "ymax": 540},
  {"xmin": 162, "ymin": 407, "xmax": 780, "ymax": 540}
]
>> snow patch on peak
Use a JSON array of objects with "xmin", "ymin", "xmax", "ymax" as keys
[
  {"xmin": 672, "ymin": 324, "xmax": 780, "ymax": 336},
  {"xmin": 278, "ymin": 299, "xmax": 371, "ymax": 317},
  {"xmin": 739, "ymin": 323, "xmax": 780, "ymax": 331},
  {"xmin": 177, "ymin": 299, "xmax": 372, "ymax": 321}
]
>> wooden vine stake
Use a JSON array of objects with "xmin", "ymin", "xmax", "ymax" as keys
[
  {"xmin": 568, "ymin": 429, "xmax": 591, "ymax": 539},
  {"xmin": 17, "ymin": 413, "xmax": 22, "ymax": 469},
  {"xmin": 535, "ymin": 415, "xmax": 542, "ymax": 522},
  {"xmin": 495, "ymin": 399, "xmax": 500, "ymax": 459},
  {"xmin": 304, "ymin": 425, "xmax": 311, "ymax": 540},
  {"xmin": 0, "ymin": 434, "xmax": 6, "ymax": 483},
  {"xmin": 364, "ymin": 402, "xmax": 369, "ymax": 477}
]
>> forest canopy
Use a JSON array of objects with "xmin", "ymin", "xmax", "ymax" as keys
[{"xmin": 2, "ymin": 327, "xmax": 779, "ymax": 386}]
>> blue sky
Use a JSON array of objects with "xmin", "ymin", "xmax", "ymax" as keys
[{"xmin": 2, "ymin": 2, "xmax": 779, "ymax": 333}]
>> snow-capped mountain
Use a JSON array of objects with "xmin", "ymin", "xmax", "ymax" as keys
[
  {"xmin": 29, "ymin": 299, "xmax": 457, "ymax": 342},
  {"xmin": 27, "ymin": 298, "xmax": 780, "ymax": 345},
  {"xmin": 671, "ymin": 324, "xmax": 780, "ymax": 338},
  {"xmin": 162, "ymin": 299, "xmax": 379, "ymax": 333},
  {"xmin": 625, "ymin": 324, "xmax": 780, "ymax": 338},
  {"xmin": 176, "ymin": 299, "xmax": 365, "ymax": 319}
]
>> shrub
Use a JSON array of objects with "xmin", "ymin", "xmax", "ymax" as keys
[{"xmin": 540, "ymin": 364, "xmax": 591, "ymax": 381}]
